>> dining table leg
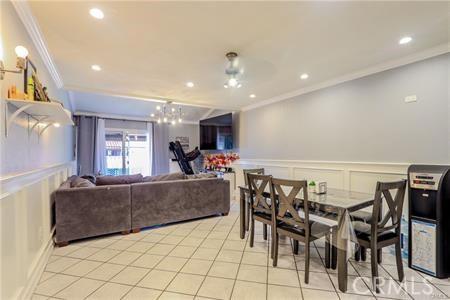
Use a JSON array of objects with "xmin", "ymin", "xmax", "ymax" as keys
[
  {"xmin": 337, "ymin": 210, "xmax": 348, "ymax": 293},
  {"xmin": 239, "ymin": 188, "xmax": 246, "ymax": 239}
]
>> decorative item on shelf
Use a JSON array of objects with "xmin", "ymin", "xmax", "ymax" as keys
[
  {"xmin": 7, "ymin": 85, "xmax": 28, "ymax": 100},
  {"xmin": 27, "ymin": 74, "xmax": 35, "ymax": 100},
  {"xmin": 32, "ymin": 73, "xmax": 50, "ymax": 102},
  {"xmin": 204, "ymin": 152, "xmax": 239, "ymax": 172}
]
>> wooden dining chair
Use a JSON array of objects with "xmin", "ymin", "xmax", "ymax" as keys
[
  {"xmin": 247, "ymin": 173, "xmax": 274, "ymax": 256},
  {"xmin": 270, "ymin": 178, "xmax": 331, "ymax": 283},
  {"xmin": 352, "ymin": 180, "xmax": 407, "ymax": 292},
  {"xmin": 243, "ymin": 168, "xmax": 266, "ymax": 236}
]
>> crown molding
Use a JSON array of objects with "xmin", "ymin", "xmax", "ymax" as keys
[
  {"xmin": 12, "ymin": 1, "xmax": 64, "ymax": 89},
  {"xmin": 65, "ymin": 85, "xmax": 239, "ymax": 111},
  {"xmin": 241, "ymin": 43, "xmax": 450, "ymax": 112}
]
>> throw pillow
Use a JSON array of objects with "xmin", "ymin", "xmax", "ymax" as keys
[
  {"xmin": 96, "ymin": 174, "xmax": 144, "ymax": 186},
  {"xmin": 71, "ymin": 177, "xmax": 95, "ymax": 188},
  {"xmin": 80, "ymin": 175, "xmax": 96, "ymax": 184}
]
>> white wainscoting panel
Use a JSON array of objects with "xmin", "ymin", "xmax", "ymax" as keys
[
  {"xmin": 232, "ymin": 158, "xmax": 409, "ymax": 195},
  {"xmin": 0, "ymin": 162, "xmax": 75, "ymax": 300},
  {"xmin": 349, "ymin": 170, "xmax": 407, "ymax": 193},
  {"xmin": 293, "ymin": 167, "xmax": 345, "ymax": 189}
]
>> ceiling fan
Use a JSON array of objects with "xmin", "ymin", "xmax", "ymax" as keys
[{"xmin": 223, "ymin": 52, "xmax": 242, "ymax": 89}]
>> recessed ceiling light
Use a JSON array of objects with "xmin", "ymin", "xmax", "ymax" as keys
[
  {"xmin": 186, "ymin": 82, "xmax": 194, "ymax": 88},
  {"xmin": 150, "ymin": 113, "xmax": 155, "ymax": 117},
  {"xmin": 399, "ymin": 36, "xmax": 412, "ymax": 45},
  {"xmin": 91, "ymin": 64, "xmax": 101, "ymax": 71},
  {"xmin": 89, "ymin": 8, "xmax": 104, "ymax": 19},
  {"xmin": 249, "ymin": 94, "xmax": 256, "ymax": 98},
  {"xmin": 300, "ymin": 73, "xmax": 309, "ymax": 80}
]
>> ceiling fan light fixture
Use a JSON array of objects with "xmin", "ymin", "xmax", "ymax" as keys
[
  {"xmin": 224, "ymin": 52, "xmax": 243, "ymax": 89},
  {"xmin": 228, "ymin": 77, "xmax": 238, "ymax": 87}
]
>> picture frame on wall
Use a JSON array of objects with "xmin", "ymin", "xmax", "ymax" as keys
[
  {"xmin": 176, "ymin": 136, "xmax": 190, "ymax": 152},
  {"xmin": 23, "ymin": 58, "xmax": 37, "ymax": 94}
]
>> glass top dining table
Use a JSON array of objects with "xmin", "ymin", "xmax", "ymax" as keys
[{"xmin": 238, "ymin": 186, "xmax": 375, "ymax": 292}]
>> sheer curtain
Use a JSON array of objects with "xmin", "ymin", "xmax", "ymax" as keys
[{"xmin": 151, "ymin": 122, "xmax": 170, "ymax": 175}]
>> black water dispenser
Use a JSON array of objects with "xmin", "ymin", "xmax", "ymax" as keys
[{"xmin": 408, "ymin": 165, "xmax": 450, "ymax": 278}]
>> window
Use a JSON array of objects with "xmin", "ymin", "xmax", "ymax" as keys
[{"xmin": 105, "ymin": 129, "xmax": 151, "ymax": 176}]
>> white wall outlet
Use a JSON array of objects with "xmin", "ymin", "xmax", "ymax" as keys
[{"xmin": 405, "ymin": 95, "xmax": 417, "ymax": 103}]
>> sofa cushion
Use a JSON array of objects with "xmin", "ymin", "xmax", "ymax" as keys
[
  {"xmin": 96, "ymin": 174, "xmax": 143, "ymax": 186},
  {"xmin": 71, "ymin": 177, "xmax": 96, "ymax": 188},
  {"xmin": 143, "ymin": 172, "xmax": 185, "ymax": 182},
  {"xmin": 80, "ymin": 175, "xmax": 96, "ymax": 185},
  {"xmin": 185, "ymin": 173, "xmax": 217, "ymax": 179}
]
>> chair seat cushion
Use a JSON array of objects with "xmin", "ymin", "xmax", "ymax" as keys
[
  {"xmin": 277, "ymin": 221, "xmax": 330, "ymax": 239},
  {"xmin": 353, "ymin": 221, "xmax": 397, "ymax": 242},
  {"xmin": 350, "ymin": 210, "xmax": 373, "ymax": 222}
]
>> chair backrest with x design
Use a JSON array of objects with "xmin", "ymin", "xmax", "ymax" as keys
[
  {"xmin": 247, "ymin": 173, "xmax": 272, "ymax": 215},
  {"xmin": 243, "ymin": 168, "xmax": 265, "ymax": 186},
  {"xmin": 371, "ymin": 180, "xmax": 407, "ymax": 236},
  {"xmin": 270, "ymin": 178, "xmax": 310, "ymax": 234}
]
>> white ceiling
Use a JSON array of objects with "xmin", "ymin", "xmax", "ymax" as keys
[
  {"xmin": 28, "ymin": 1, "xmax": 449, "ymax": 112},
  {"xmin": 70, "ymin": 90, "xmax": 215, "ymax": 123}
]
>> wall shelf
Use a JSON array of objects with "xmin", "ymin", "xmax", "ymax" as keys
[{"xmin": 4, "ymin": 98, "xmax": 74, "ymax": 137}]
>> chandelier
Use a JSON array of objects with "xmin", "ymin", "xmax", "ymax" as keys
[
  {"xmin": 150, "ymin": 102, "xmax": 183, "ymax": 125},
  {"xmin": 223, "ymin": 52, "xmax": 242, "ymax": 89}
]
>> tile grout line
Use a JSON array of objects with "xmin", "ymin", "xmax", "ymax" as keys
[
  {"xmin": 132, "ymin": 218, "xmax": 220, "ymax": 300},
  {"xmin": 36, "ymin": 201, "xmax": 442, "ymax": 300},
  {"xmin": 193, "ymin": 209, "xmax": 243, "ymax": 300}
]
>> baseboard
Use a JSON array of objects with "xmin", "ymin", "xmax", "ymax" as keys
[{"xmin": 18, "ymin": 230, "xmax": 55, "ymax": 300}]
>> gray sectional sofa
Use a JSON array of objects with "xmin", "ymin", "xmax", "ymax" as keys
[{"xmin": 54, "ymin": 173, "xmax": 230, "ymax": 245}]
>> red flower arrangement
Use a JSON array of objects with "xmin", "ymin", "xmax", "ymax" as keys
[{"xmin": 204, "ymin": 152, "xmax": 240, "ymax": 170}]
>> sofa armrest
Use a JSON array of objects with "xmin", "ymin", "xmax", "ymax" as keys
[{"xmin": 55, "ymin": 185, "xmax": 131, "ymax": 243}]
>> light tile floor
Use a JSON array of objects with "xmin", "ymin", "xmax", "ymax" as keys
[{"xmin": 33, "ymin": 199, "xmax": 450, "ymax": 300}]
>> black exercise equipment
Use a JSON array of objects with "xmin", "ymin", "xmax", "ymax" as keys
[{"xmin": 169, "ymin": 141, "xmax": 201, "ymax": 175}]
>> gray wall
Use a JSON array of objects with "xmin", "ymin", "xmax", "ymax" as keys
[
  {"xmin": 1, "ymin": 2, "xmax": 73, "ymax": 175},
  {"xmin": 169, "ymin": 124, "xmax": 200, "ymax": 150},
  {"xmin": 239, "ymin": 53, "xmax": 449, "ymax": 164}
]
